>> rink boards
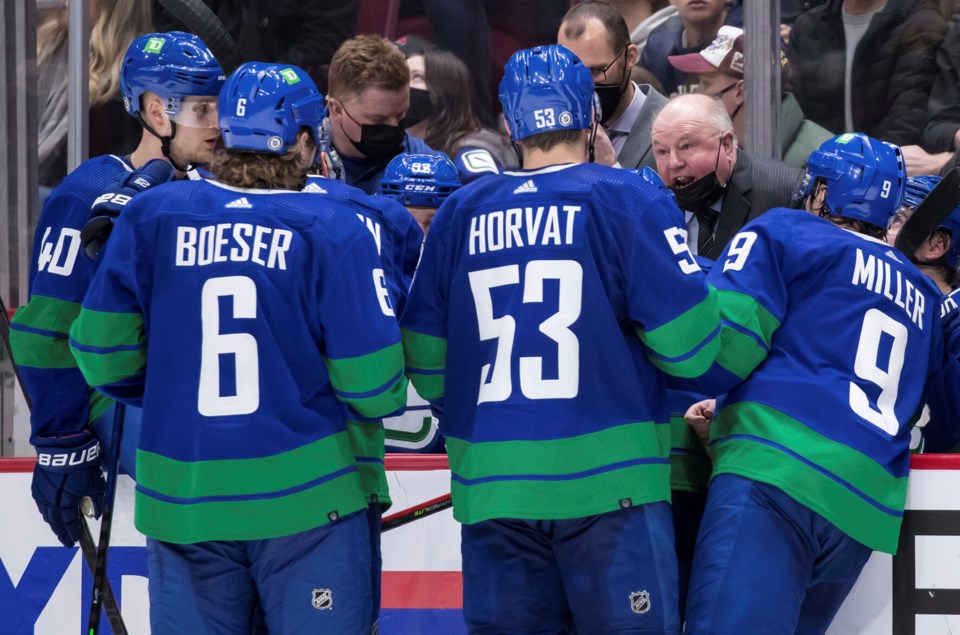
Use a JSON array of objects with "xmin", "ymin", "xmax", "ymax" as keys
[{"xmin": 1, "ymin": 454, "xmax": 959, "ymax": 634}]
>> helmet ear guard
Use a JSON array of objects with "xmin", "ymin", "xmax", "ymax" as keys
[
  {"xmin": 219, "ymin": 63, "xmax": 327, "ymax": 154},
  {"xmin": 377, "ymin": 153, "xmax": 461, "ymax": 208},
  {"xmin": 798, "ymin": 133, "xmax": 906, "ymax": 230},
  {"xmin": 498, "ymin": 45, "xmax": 595, "ymax": 142}
]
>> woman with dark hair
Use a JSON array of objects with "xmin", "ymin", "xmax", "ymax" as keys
[{"xmin": 403, "ymin": 48, "xmax": 518, "ymax": 183}]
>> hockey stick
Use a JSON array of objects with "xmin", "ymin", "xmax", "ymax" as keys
[
  {"xmin": 381, "ymin": 493, "xmax": 452, "ymax": 532},
  {"xmin": 895, "ymin": 166, "xmax": 960, "ymax": 256},
  {"xmin": 87, "ymin": 402, "xmax": 126, "ymax": 635},
  {"xmin": 0, "ymin": 293, "xmax": 127, "ymax": 634},
  {"xmin": 156, "ymin": 0, "xmax": 244, "ymax": 74}
]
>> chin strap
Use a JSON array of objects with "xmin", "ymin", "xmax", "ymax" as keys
[{"xmin": 137, "ymin": 115, "xmax": 191, "ymax": 173}]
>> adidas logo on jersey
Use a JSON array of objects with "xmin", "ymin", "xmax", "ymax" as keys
[
  {"xmin": 303, "ymin": 182, "xmax": 328, "ymax": 194},
  {"xmin": 513, "ymin": 180, "xmax": 538, "ymax": 194},
  {"xmin": 225, "ymin": 197, "xmax": 253, "ymax": 209}
]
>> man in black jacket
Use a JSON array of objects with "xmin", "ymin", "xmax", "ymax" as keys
[
  {"xmin": 786, "ymin": 0, "xmax": 945, "ymax": 147},
  {"xmin": 651, "ymin": 93, "xmax": 801, "ymax": 261}
]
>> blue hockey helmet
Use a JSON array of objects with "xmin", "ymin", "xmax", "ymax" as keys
[
  {"xmin": 499, "ymin": 44, "xmax": 594, "ymax": 142},
  {"xmin": 795, "ymin": 133, "xmax": 905, "ymax": 230},
  {"xmin": 902, "ymin": 175, "xmax": 942, "ymax": 210},
  {"xmin": 940, "ymin": 208, "xmax": 960, "ymax": 269},
  {"xmin": 120, "ymin": 32, "xmax": 225, "ymax": 120},
  {"xmin": 378, "ymin": 153, "xmax": 461, "ymax": 207},
  {"xmin": 219, "ymin": 63, "xmax": 328, "ymax": 154}
]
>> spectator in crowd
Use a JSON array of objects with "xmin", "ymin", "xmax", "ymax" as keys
[
  {"xmin": 786, "ymin": 0, "xmax": 946, "ymax": 148},
  {"xmin": 152, "ymin": 0, "xmax": 358, "ymax": 89},
  {"xmin": 668, "ymin": 26, "xmax": 833, "ymax": 168},
  {"xmin": 402, "ymin": 47, "xmax": 518, "ymax": 183},
  {"xmin": 604, "ymin": 0, "xmax": 678, "ymax": 56},
  {"xmin": 325, "ymin": 34, "xmax": 441, "ymax": 194},
  {"xmin": 651, "ymin": 93, "xmax": 801, "ymax": 260},
  {"xmin": 640, "ymin": 0, "xmax": 743, "ymax": 96},
  {"xmin": 558, "ymin": 1, "xmax": 668, "ymax": 170},
  {"xmin": 902, "ymin": 19, "xmax": 960, "ymax": 176},
  {"xmin": 38, "ymin": 0, "xmax": 152, "ymax": 189},
  {"xmin": 651, "ymin": 95, "xmax": 800, "ymax": 260},
  {"xmin": 414, "ymin": 0, "xmax": 570, "ymax": 127}
]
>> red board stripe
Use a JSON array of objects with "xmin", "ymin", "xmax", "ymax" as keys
[
  {"xmin": 381, "ymin": 571, "xmax": 463, "ymax": 609},
  {"xmin": 1, "ymin": 454, "xmax": 958, "ymax": 473}
]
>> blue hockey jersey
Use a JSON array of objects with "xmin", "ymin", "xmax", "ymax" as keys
[
  {"xmin": 10, "ymin": 154, "xmax": 134, "ymax": 440},
  {"xmin": 703, "ymin": 208, "xmax": 945, "ymax": 553},
  {"xmin": 69, "ymin": 178, "xmax": 407, "ymax": 543},
  {"xmin": 401, "ymin": 162, "xmax": 722, "ymax": 524}
]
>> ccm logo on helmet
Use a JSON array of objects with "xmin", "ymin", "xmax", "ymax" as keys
[
  {"xmin": 37, "ymin": 444, "xmax": 101, "ymax": 467},
  {"xmin": 404, "ymin": 184, "xmax": 437, "ymax": 192}
]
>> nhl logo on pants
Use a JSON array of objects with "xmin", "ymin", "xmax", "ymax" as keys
[
  {"xmin": 630, "ymin": 590, "xmax": 651, "ymax": 614},
  {"xmin": 312, "ymin": 588, "xmax": 333, "ymax": 610}
]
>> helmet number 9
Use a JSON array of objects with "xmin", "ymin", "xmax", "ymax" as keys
[
  {"xmin": 880, "ymin": 180, "xmax": 892, "ymax": 199},
  {"xmin": 410, "ymin": 162, "xmax": 432, "ymax": 175},
  {"xmin": 534, "ymin": 108, "xmax": 556, "ymax": 129},
  {"xmin": 236, "ymin": 98, "xmax": 247, "ymax": 117}
]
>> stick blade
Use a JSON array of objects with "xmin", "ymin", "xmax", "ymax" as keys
[{"xmin": 895, "ymin": 167, "xmax": 960, "ymax": 256}]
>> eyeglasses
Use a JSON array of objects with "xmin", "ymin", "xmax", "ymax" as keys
[
  {"xmin": 703, "ymin": 82, "xmax": 739, "ymax": 100},
  {"xmin": 590, "ymin": 47, "xmax": 627, "ymax": 84}
]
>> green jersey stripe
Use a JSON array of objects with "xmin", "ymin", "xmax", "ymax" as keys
[
  {"xmin": 711, "ymin": 401, "xmax": 907, "ymax": 552},
  {"xmin": 669, "ymin": 416, "xmax": 711, "ymax": 493},
  {"xmin": 718, "ymin": 289, "xmax": 780, "ymax": 347},
  {"xmin": 325, "ymin": 342, "xmax": 405, "ymax": 397},
  {"xmin": 134, "ymin": 472, "xmax": 367, "ymax": 544},
  {"xmin": 647, "ymin": 333, "xmax": 721, "ymax": 378},
  {"xmin": 338, "ymin": 375, "xmax": 408, "ymax": 418},
  {"xmin": 71, "ymin": 348, "xmax": 145, "ymax": 388},
  {"xmin": 346, "ymin": 419, "xmax": 391, "ymax": 505},
  {"xmin": 446, "ymin": 421, "xmax": 670, "ymax": 480},
  {"xmin": 637, "ymin": 286, "xmax": 719, "ymax": 359},
  {"xmin": 407, "ymin": 372, "xmax": 444, "ymax": 401},
  {"xmin": 70, "ymin": 308, "xmax": 144, "ymax": 348},
  {"xmin": 402, "ymin": 329, "xmax": 447, "ymax": 371},
  {"xmin": 10, "ymin": 294, "xmax": 80, "ymax": 333},
  {"xmin": 137, "ymin": 431, "xmax": 357, "ymax": 498},
  {"xmin": 9, "ymin": 329, "xmax": 78, "ymax": 369},
  {"xmin": 715, "ymin": 327, "xmax": 768, "ymax": 380},
  {"xmin": 451, "ymin": 461, "xmax": 670, "ymax": 524}
]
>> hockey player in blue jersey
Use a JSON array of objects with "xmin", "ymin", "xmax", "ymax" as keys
[
  {"xmin": 379, "ymin": 152, "xmax": 462, "ymax": 236},
  {"xmin": 9, "ymin": 31, "xmax": 223, "ymax": 549},
  {"xmin": 377, "ymin": 153, "xmax": 462, "ymax": 455},
  {"xmin": 886, "ymin": 175, "xmax": 960, "ymax": 453},
  {"xmin": 684, "ymin": 133, "xmax": 947, "ymax": 634},
  {"xmin": 402, "ymin": 44, "xmax": 724, "ymax": 633},
  {"xmin": 69, "ymin": 62, "xmax": 407, "ymax": 635}
]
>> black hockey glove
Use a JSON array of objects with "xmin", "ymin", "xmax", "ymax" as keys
[
  {"xmin": 31, "ymin": 431, "xmax": 105, "ymax": 547},
  {"xmin": 81, "ymin": 159, "xmax": 175, "ymax": 259}
]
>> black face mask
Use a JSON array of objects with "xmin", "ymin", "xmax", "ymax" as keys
[
  {"xmin": 672, "ymin": 135, "xmax": 728, "ymax": 211},
  {"xmin": 673, "ymin": 172, "xmax": 726, "ymax": 211},
  {"xmin": 594, "ymin": 83, "xmax": 625, "ymax": 126},
  {"xmin": 402, "ymin": 88, "xmax": 434, "ymax": 129},
  {"xmin": 340, "ymin": 103, "xmax": 405, "ymax": 160}
]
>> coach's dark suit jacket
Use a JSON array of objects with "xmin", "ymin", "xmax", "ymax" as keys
[
  {"xmin": 616, "ymin": 84, "xmax": 669, "ymax": 170},
  {"xmin": 701, "ymin": 150, "xmax": 803, "ymax": 261}
]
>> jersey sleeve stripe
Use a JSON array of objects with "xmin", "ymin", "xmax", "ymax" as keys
[
  {"xmin": 714, "ymin": 323, "xmax": 770, "ymax": 379},
  {"xmin": 717, "ymin": 289, "xmax": 781, "ymax": 347},
  {"xmin": 68, "ymin": 308, "xmax": 145, "ymax": 349},
  {"xmin": 337, "ymin": 375, "xmax": 408, "ymax": 419},
  {"xmin": 402, "ymin": 329, "xmax": 447, "ymax": 400},
  {"xmin": 325, "ymin": 341, "xmax": 405, "ymax": 396},
  {"xmin": 636, "ymin": 286, "xmax": 720, "ymax": 359},
  {"xmin": 10, "ymin": 294, "xmax": 80, "ymax": 333},
  {"xmin": 645, "ymin": 333, "xmax": 721, "ymax": 378},
  {"xmin": 9, "ymin": 329, "xmax": 79, "ymax": 369},
  {"xmin": 70, "ymin": 347, "xmax": 146, "ymax": 389}
]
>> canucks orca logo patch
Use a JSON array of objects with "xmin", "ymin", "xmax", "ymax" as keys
[
  {"xmin": 312, "ymin": 588, "xmax": 333, "ymax": 610},
  {"xmin": 630, "ymin": 590, "xmax": 651, "ymax": 614}
]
